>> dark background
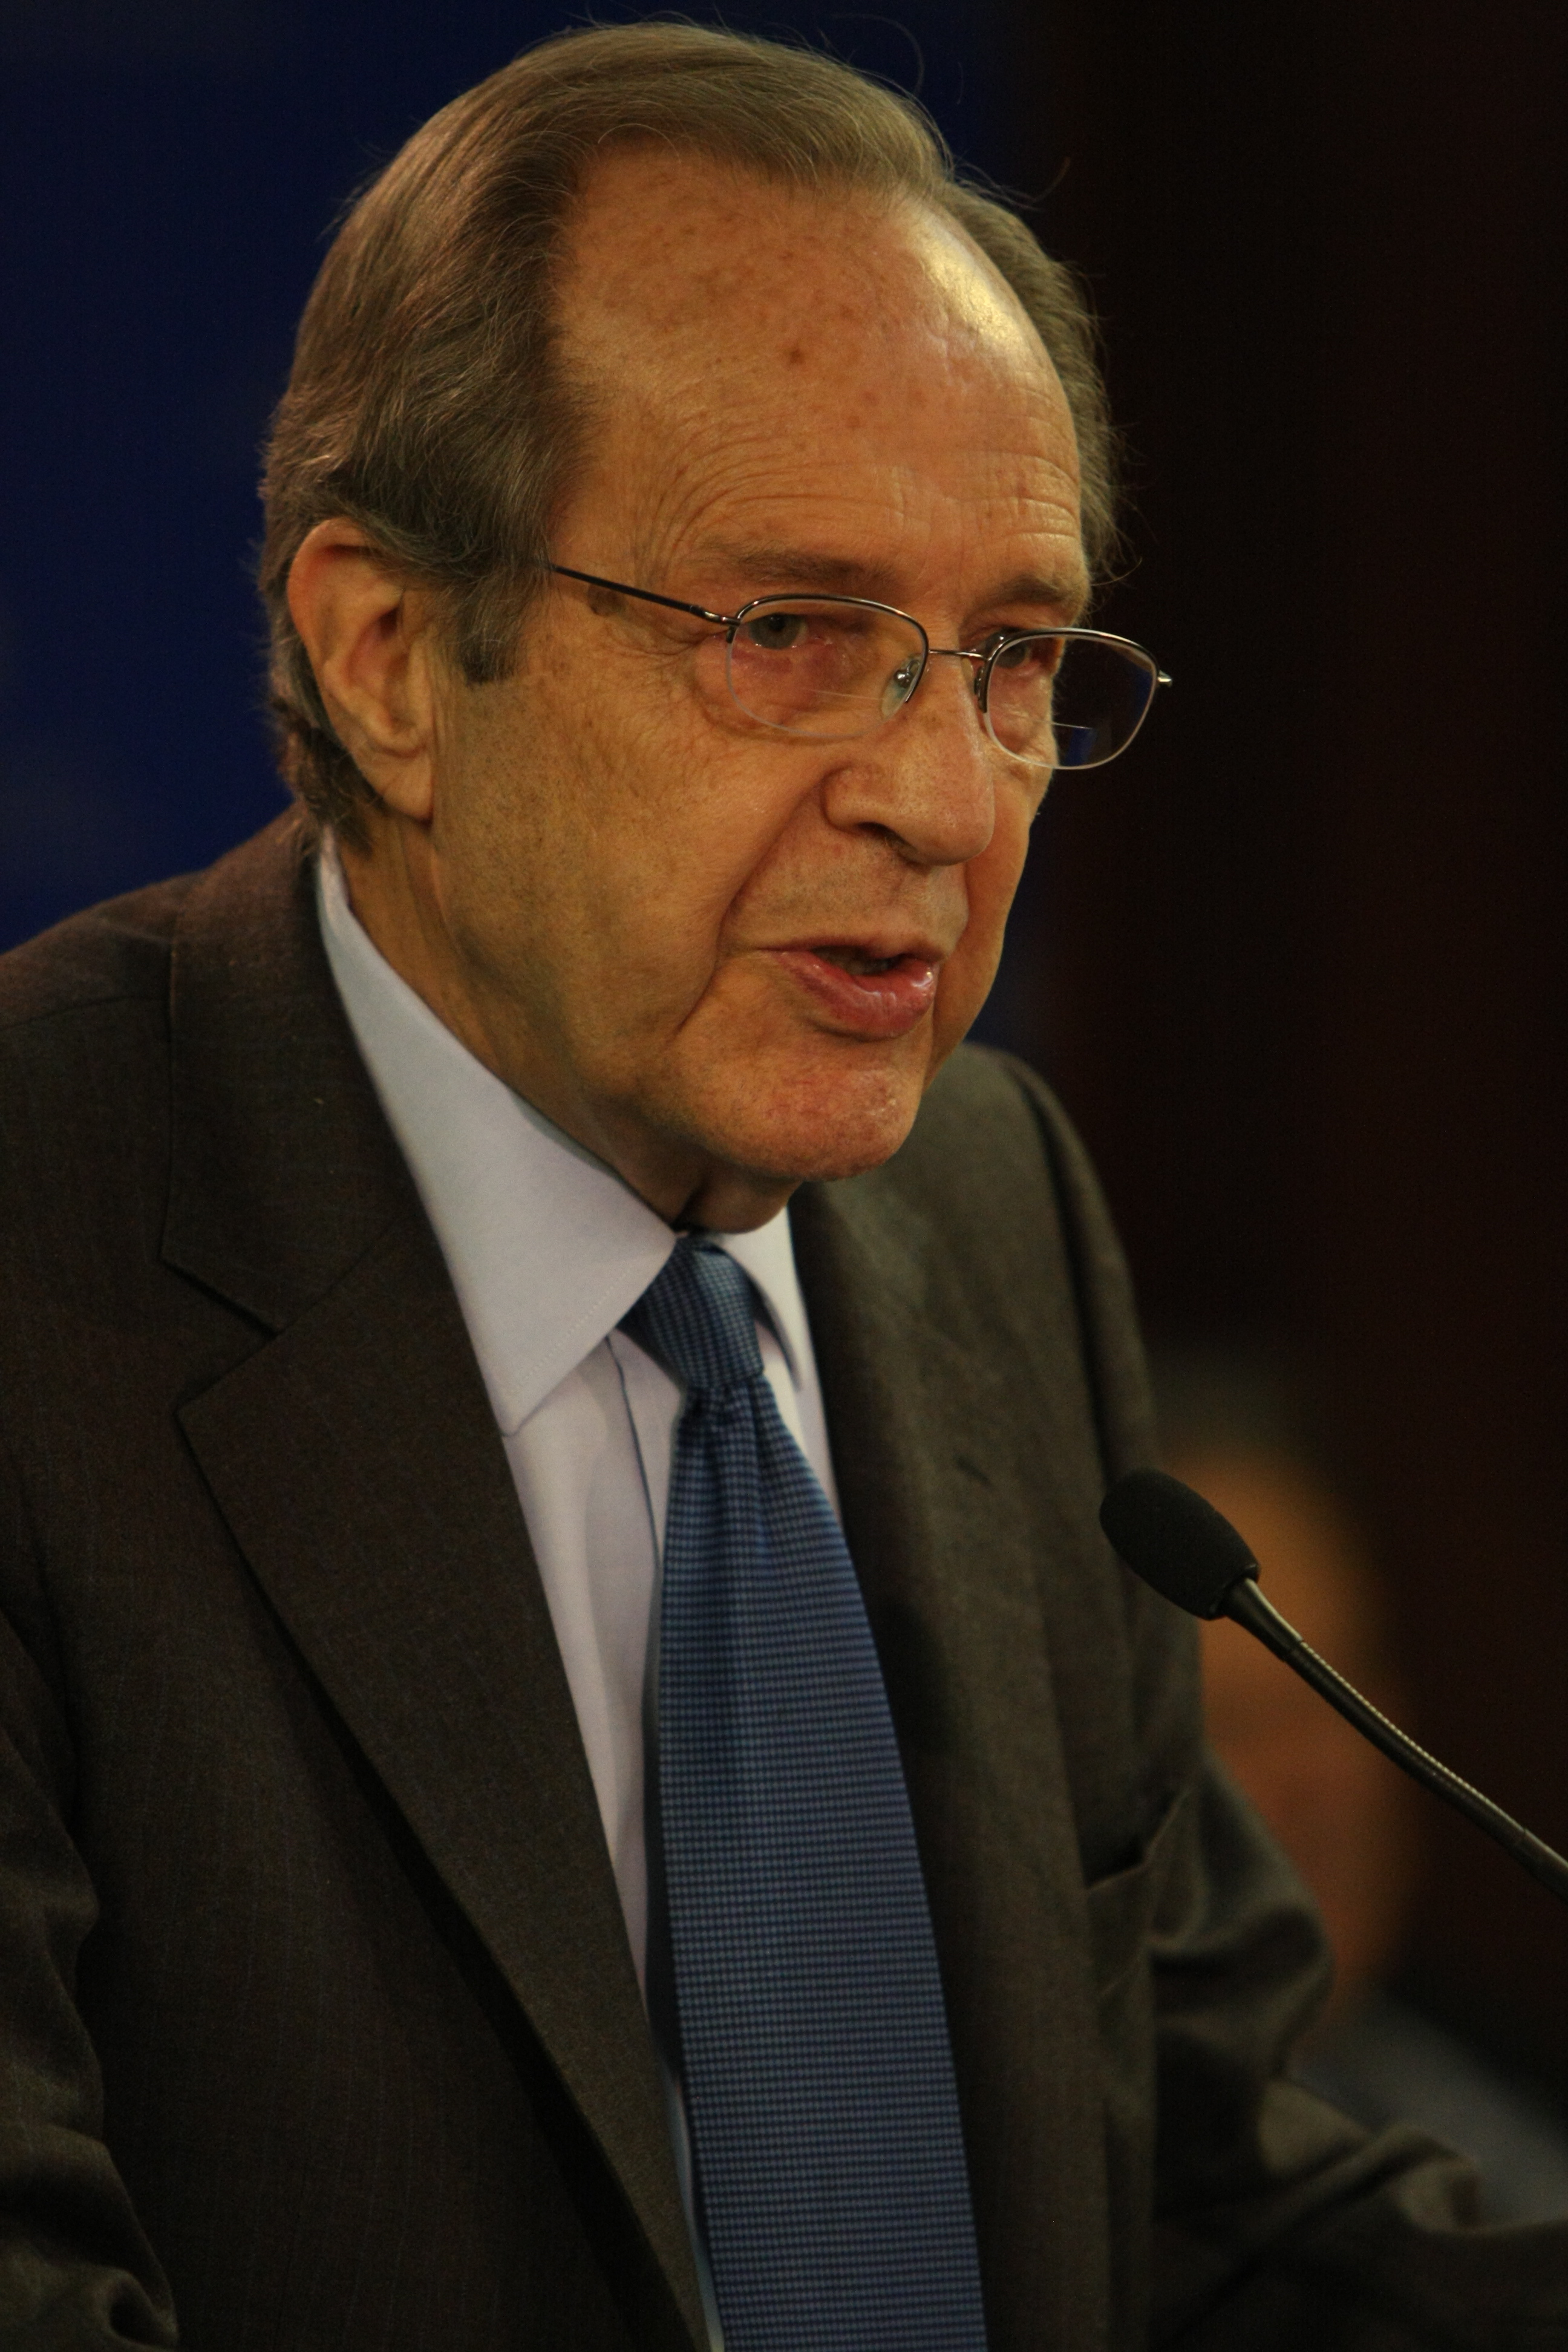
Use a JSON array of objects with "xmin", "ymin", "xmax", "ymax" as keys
[{"xmin": 3, "ymin": 5, "xmax": 1564, "ymax": 2076}]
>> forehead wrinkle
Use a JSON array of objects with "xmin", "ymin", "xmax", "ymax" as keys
[
  {"xmin": 616, "ymin": 431, "xmax": 791, "ymax": 580},
  {"xmin": 622, "ymin": 410, "xmax": 1080, "ymax": 558},
  {"xmin": 616, "ymin": 465, "xmax": 1084, "ymax": 622},
  {"xmin": 686, "ymin": 453, "xmax": 1083, "ymax": 549}
]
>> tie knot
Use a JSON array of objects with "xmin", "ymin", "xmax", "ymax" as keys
[{"xmin": 621, "ymin": 1236, "xmax": 763, "ymax": 1397}]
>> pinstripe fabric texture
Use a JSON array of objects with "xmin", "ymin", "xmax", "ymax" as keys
[{"xmin": 623, "ymin": 1237, "xmax": 988, "ymax": 2352}]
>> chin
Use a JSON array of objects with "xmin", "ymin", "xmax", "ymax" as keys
[{"xmin": 670, "ymin": 1047, "xmax": 930, "ymax": 1190}]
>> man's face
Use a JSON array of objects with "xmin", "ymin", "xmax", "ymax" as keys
[{"xmin": 419, "ymin": 147, "xmax": 1085, "ymax": 1221}]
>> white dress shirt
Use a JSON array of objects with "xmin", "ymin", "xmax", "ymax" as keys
[{"xmin": 315, "ymin": 843, "xmax": 838, "ymax": 1987}]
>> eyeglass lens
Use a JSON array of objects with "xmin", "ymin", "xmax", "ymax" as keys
[
  {"xmin": 716, "ymin": 599, "xmax": 1156, "ymax": 769},
  {"xmin": 722, "ymin": 603, "xmax": 924, "ymax": 736},
  {"xmin": 989, "ymin": 632, "xmax": 1158, "ymax": 769}
]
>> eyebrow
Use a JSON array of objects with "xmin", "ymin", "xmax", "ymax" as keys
[
  {"xmin": 696, "ymin": 544, "xmax": 901, "ymax": 599},
  {"xmin": 985, "ymin": 568, "xmax": 1092, "ymax": 624},
  {"xmin": 694, "ymin": 543, "xmax": 1091, "ymax": 623}
]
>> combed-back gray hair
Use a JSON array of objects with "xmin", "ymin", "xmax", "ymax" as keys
[{"xmin": 258, "ymin": 21, "xmax": 1116, "ymax": 838}]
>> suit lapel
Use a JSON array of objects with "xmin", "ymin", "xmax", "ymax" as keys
[
  {"xmin": 793, "ymin": 1174, "xmax": 1113, "ymax": 2352},
  {"xmin": 165, "ymin": 821, "xmax": 705, "ymax": 2350}
]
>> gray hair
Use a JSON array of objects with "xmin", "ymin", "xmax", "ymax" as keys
[{"xmin": 258, "ymin": 21, "xmax": 1117, "ymax": 838}]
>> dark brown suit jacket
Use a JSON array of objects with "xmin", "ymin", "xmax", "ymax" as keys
[{"xmin": 0, "ymin": 815, "xmax": 1563, "ymax": 2350}]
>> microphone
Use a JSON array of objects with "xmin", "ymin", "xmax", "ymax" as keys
[{"xmin": 1100, "ymin": 1467, "xmax": 1568, "ymax": 1909}]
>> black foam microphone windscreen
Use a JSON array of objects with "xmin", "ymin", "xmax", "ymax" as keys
[
  {"xmin": 1097, "ymin": 1466, "xmax": 1259, "ymax": 1618},
  {"xmin": 1099, "ymin": 1463, "xmax": 1568, "ymax": 1906}
]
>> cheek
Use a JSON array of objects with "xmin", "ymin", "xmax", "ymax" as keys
[
  {"xmin": 932, "ymin": 789, "xmax": 1038, "ymax": 1050},
  {"xmin": 468, "ymin": 691, "xmax": 828, "ymax": 1033},
  {"xmin": 456, "ymin": 663, "xmax": 754, "ymax": 923},
  {"xmin": 626, "ymin": 733, "xmax": 841, "ymax": 953}
]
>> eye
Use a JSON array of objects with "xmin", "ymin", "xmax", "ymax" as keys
[
  {"xmin": 738, "ymin": 609, "xmax": 811, "ymax": 652},
  {"xmin": 987, "ymin": 631, "xmax": 1065, "ymax": 675}
]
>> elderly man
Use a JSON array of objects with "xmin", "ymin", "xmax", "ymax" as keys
[{"xmin": 0, "ymin": 23, "xmax": 1561, "ymax": 2352}]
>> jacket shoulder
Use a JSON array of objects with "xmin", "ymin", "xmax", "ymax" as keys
[
  {"xmin": 0, "ymin": 880, "xmax": 203, "ymax": 1304},
  {"xmin": 0, "ymin": 872, "xmax": 196, "ymax": 1038}
]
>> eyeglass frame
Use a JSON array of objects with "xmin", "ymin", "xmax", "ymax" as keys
[{"xmin": 545, "ymin": 563, "xmax": 1171, "ymax": 768}]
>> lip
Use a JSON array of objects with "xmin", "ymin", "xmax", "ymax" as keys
[{"xmin": 765, "ymin": 944, "xmax": 942, "ymax": 1038}]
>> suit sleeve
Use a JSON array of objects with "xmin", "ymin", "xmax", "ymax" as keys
[
  {"xmin": 0, "ymin": 1454, "xmax": 178, "ymax": 2350},
  {"xmin": 1018, "ymin": 1063, "xmax": 1568, "ymax": 2351}
]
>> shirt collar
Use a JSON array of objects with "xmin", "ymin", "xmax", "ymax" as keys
[{"xmin": 315, "ymin": 840, "xmax": 805, "ymax": 1431}]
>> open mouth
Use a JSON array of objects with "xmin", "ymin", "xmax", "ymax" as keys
[
  {"xmin": 814, "ymin": 946, "xmax": 903, "ymax": 977},
  {"xmin": 768, "ymin": 942, "xmax": 941, "ymax": 1038}
]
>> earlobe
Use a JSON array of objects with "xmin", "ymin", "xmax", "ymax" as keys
[{"xmin": 286, "ymin": 518, "xmax": 439, "ymax": 823}]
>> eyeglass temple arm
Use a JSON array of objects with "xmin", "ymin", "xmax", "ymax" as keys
[{"xmin": 547, "ymin": 564, "xmax": 736, "ymax": 629}]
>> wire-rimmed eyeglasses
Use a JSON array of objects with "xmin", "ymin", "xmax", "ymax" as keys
[{"xmin": 547, "ymin": 563, "xmax": 1169, "ymax": 769}]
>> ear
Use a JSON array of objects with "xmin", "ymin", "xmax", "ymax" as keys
[{"xmin": 286, "ymin": 520, "xmax": 442, "ymax": 823}]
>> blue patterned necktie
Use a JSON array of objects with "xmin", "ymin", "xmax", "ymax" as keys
[{"xmin": 622, "ymin": 1236, "xmax": 988, "ymax": 2352}]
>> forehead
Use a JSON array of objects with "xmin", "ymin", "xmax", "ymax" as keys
[{"xmin": 554, "ymin": 147, "xmax": 1083, "ymax": 596}]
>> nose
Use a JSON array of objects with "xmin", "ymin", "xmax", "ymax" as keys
[{"xmin": 822, "ymin": 648, "xmax": 998, "ymax": 869}]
